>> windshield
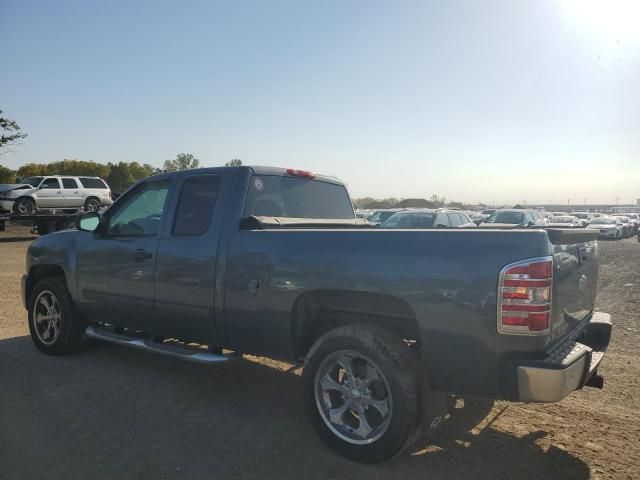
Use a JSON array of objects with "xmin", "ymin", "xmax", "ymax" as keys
[
  {"xmin": 591, "ymin": 218, "xmax": 616, "ymax": 225},
  {"xmin": 18, "ymin": 177, "xmax": 43, "ymax": 187},
  {"xmin": 380, "ymin": 212, "xmax": 436, "ymax": 228},
  {"xmin": 552, "ymin": 216, "xmax": 576, "ymax": 223},
  {"xmin": 485, "ymin": 211, "xmax": 525, "ymax": 224},
  {"xmin": 244, "ymin": 175, "xmax": 354, "ymax": 219},
  {"xmin": 571, "ymin": 213, "xmax": 589, "ymax": 219}
]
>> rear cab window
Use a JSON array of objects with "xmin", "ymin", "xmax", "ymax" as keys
[
  {"xmin": 172, "ymin": 175, "xmax": 220, "ymax": 236},
  {"xmin": 244, "ymin": 175, "xmax": 354, "ymax": 219}
]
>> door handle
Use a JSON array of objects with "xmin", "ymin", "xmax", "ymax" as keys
[{"xmin": 133, "ymin": 249, "xmax": 152, "ymax": 262}]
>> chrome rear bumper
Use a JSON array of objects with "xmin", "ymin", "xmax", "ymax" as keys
[{"xmin": 516, "ymin": 312, "xmax": 611, "ymax": 402}]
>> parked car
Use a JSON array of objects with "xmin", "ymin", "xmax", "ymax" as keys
[
  {"xmin": 570, "ymin": 211, "xmax": 595, "ymax": 227},
  {"xmin": 548, "ymin": 215, "xmax": 584, "ymax": 228},
  {"xmin": 612, "ymin": 214, "xmax": 638, "ymax": 236},
  {"xmin": 379, "ymin": 209, "xmax": 477, "ymax": 229},
  {"xmin": 587, "ymin": 217, "xmax": 624, "ymax": 239},
  {"xmin": 612, "ymin": 216, "xmax": 633, "ymax": 238},
  {"xmin": 0, "ymin": 175, "xmax": 112, "ymax": 214},
  {"xmin": 478, "ymin": 209, "xmax": 548, "ymax": 228},
  {"xmin": 21, "ymin": 166, "xmax": 610, "ymax": 463},
  {"xmin": 367, "ymin": 208, "xmax": 407, "ymax": 226}
]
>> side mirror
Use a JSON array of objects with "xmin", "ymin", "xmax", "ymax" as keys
[
  {"xmin": 527, "ymin": 221, "xmax": 535, "ymax": 227},
  {"xmin": 436, "ymin": 224, "xmax": 447, "ymax": 229},
  {"xmin": 76, "ymin": 212, "xmax": 101, "ymax": 232}
]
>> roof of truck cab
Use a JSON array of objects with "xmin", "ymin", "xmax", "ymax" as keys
[{"xmin": 158, "ymin": 166, "xmax": 346, "ymax": 186}]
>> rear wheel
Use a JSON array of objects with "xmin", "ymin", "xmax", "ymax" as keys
[
  {"xmin": 14, "ymin": 197, "xmax": 35, "ymax": 215},
  {"xmin": 84, "ymin": 197, "xmax": 100, "ymax": 212},
  {"xmin": 28, "ymin": 277, "xmax": 85, "ymax": 355},
  {"xmin": 303, "ymin": 325, "xmax": 420, "ymax": 463}
]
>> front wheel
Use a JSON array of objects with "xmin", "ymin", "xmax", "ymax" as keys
[
  {"xmin": 28, "ymin": 277, "xmax": 85, "ymax": 355},
  {"xmin": 14, "ymin": 197, "xmax": 35, "ymax": 215},
  {"xmin": 303, "ymin": 325, "xmax": 420, "ymax": 463}
]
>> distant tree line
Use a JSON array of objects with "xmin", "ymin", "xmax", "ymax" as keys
[{"xmin": 0, "ymin": 155, "xmax": 243, "ymax": 192}]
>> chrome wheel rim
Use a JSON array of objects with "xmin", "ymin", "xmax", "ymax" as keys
[
  {"xmin": 17, "ymin": 199, "xmax": 34, "ymax": 215},
  {"xmin": 314, "ymin": 350, "xmax": 393, "ymax": 445},
  {"xmin": 33, "ymin": 290, "xmax": 62, "ymax": 345}
]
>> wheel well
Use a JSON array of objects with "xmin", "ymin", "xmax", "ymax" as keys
[
  {"xmin": 85, "ymin": 196, "xmax": 100, "ymax": 204},
  {"xmin": 291, "ymin": 290, "xmax": 420, "ymax": 359},
  {"xmin": 26, "ymin": 265, "xmax": 66, "ymax": 303}
]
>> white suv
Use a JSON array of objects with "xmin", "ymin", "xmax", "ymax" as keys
[{"xmin": 0, "ymin": 175, "xmax": 112, "ymax": 215}]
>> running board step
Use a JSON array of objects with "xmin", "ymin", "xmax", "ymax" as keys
[{"xmin": 85, "ymin": 326, "xmax": 237, "ymax": 364}]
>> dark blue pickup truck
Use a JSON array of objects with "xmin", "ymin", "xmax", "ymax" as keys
[{"xmin": 22, "ymin": 166, "xmax": 611, "ymax": 462}]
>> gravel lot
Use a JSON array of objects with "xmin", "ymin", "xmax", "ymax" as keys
[{"xmin": 1, "ymin": 225, "xmax": 639, "ymax": 480}]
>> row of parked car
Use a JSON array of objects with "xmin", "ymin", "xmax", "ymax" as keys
[{"xmin": 356, "ymin": 207, "xmax": 640, "ymax": 241}]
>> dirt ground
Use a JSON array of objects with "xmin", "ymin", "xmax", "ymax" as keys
[{"xmin": 1, "ymin": 224, "xmax": 639, "ymax": 480}]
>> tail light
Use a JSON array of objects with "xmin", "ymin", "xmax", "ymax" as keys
[
  {"xmin": 286, "ymin": 168, "xmax": 316, "ymax": 179},
  {"xmin": 498, "ymin": 257, "xmax": 553, "ymax": 335}
]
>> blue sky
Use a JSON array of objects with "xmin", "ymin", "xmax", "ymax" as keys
[{"xmin": 1, "ymin": 0, "xmax": 639, "ymax": 203}]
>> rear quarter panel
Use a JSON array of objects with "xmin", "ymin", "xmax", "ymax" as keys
[{"xmin": 222, "ymin": 228, "xmax": 554, "ymax": 398}]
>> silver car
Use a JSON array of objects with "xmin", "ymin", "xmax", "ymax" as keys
[{"xmin": 0, "ymin": 175, "xmax": 112, "ymax": 214}]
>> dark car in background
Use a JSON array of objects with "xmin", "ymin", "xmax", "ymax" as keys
[
  {"xmin": 367, "ymin": 208, "xmax": 407, "ymax": 226},
  {"xmin": 380, "ymin": 209, "xmax": 476, "ymax": 229},
  {"xmin": 478, "ymin": 209, "xmax": 548, "ymax": 228}
]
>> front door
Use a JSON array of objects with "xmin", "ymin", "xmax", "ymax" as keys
[
  {"xmin": 75, "ymin": 177, "xmax": 172, "ymax": 331},
  {"xmin": 37, "ymin": 177, "xmax": 65, "ymax": 208}
]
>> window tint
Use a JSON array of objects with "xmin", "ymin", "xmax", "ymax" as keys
[
  {"xmin": 41, "ymin": 178, "xmax": 60, "ymax": 189},
  {"xmin": 172, "ymin": 175, "xmax": 220, "ymax": 236},
  {"xmin": 79, "ymin": 177, "xmax": 108, "ymax": 189},
  {"xmin": 107, "ymin": 179, "xmax": 170, "ymax": 235},
  {"xmin": 19, "ymin": 177, "xmax": 43, "ymax": 187},
  {"xmin": 245, "ymin": 175, "xmax": 354, "ymax": 219},
  {"xmin": 448, "ymin": 213, "xmax": 463, "ymax": 227},
  {"xmin": 62, "ymin": 178, "xmax": 78, "ymax": 189}
]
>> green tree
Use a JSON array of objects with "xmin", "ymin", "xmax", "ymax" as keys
[
  {"xmin": 0, "ymin": 164, "xmax": 17, "ymax": 183},
  {"xmin": 107, "ymin": 161, "xmax": 156, "ymax": 192},
  {"xmin": 225, "ymin": 158, "xmax": 243, "ymax": 166},
  {"xmin": 17, "ymin": 163, "xmax": 48, "ymax": 178},
  {"xmin": 163, "ymin": 153, "xmax": 199, "ymax": 172},
  {"xmin": 0, "ymin": 110, "xmax": 28, "ymax": 152}
]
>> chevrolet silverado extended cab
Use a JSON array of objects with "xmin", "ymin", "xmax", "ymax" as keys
[{"xmin": 22, "ymin": 166, "xmax": 611, "ymax": 463}]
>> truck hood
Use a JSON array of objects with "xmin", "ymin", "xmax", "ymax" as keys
[{"xmin": 0, "ymin": 184, "xmax": 34, "ymax": 194}]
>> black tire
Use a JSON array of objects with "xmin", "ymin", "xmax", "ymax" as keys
[
  {"xmin": 28, "ymin": 277, "xmax": 85, "ymax": 355},
  {"xmin": 302, "ymin": 325, "xmax": 420, "ymax": 463},
  {"xmin": 14, "ymin": 197, "xmax": 35, "ymax": 215},
  {"xmin": 84, "ymin": 197, "xmax": 100, "ymax": 212}
]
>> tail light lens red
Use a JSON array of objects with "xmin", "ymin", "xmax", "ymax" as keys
[{"xmin": 498, "ymin": 257, "xmax": 553, "ymax": 334}]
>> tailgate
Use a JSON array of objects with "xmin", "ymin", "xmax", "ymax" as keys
[{"xmin": 546, "ymin": 229, "xmax": 600, "ymax": 343}]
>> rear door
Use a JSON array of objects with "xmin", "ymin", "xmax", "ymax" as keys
[
  {"xmin": 36, "ymin": 177, "xmax": 64, "ymax": 207},
  {"xmin": 153, "ymin": 173, "xmax": 230, "ymax": 344},
  {"xmin": 61, "ymin": 178, "xmax": 81, "ymax": 207}
]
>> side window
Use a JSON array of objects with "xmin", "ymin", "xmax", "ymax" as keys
[
  {"xmin": 448, "ymin": 213, "xmax": 463, "ymax": 227},
  {"xmin": 172, "ymin": 175, "xmax": 220, "ymax": 236},
  {"xmin": 435, "ymin": 214, "xmax": 449, "ymax": 227},
  {"xmin": 79, "ymin": 178, "xmax": 108, "ymax": 189},
  {"xmin": 62, "ymin": 178, "xmax": 78, "ymax": 189},
  {"xmin": 41, "ymin": 178, "xmax": 61, "ymax": 189},
  {"xmin": 107, "ymin": 179, "xmax": 170, "ymax": 236}
]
